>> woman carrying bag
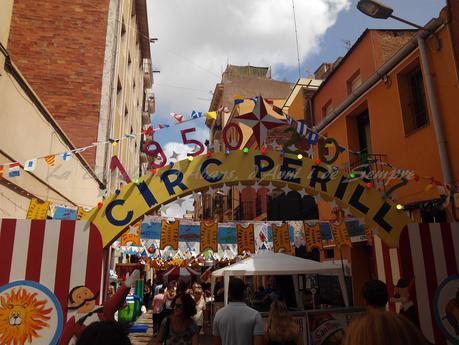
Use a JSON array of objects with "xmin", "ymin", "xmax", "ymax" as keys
[{"xmin": 152, "ymin": 294, "xmax": 199, "ymax": 345}]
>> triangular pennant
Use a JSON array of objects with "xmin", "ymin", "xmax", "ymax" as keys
[
  {"xmin": 44, "ymin": 155, "xmax": 56, "ymax": 166},
  {"xmin": 24, "ymin": 159, "xmax": 37, "ymax": 171},
  {"xmin": 306, "ymin": 131, "xmax": 319, "ymax": 145}
]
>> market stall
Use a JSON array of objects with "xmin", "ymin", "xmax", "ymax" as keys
[{"xmin": 211, "ymin": 252, "xmax": 350, "ymax": 307}]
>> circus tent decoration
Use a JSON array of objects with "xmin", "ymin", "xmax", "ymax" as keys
[
  {"xmin": 236, "ymin": 96, "xmax": 285, "ymax": 147},
  {"xmin": 161, "ymin": 266, "xmax": 200, "ymax": 282}
]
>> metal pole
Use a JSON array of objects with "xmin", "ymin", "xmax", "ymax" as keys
[{"xmin": 417, "ymin": 36, "xmax": 454, "ymax": 187}]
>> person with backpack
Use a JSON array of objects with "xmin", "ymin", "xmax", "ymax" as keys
[{"xmin": 153, "ymin": 293, "xmax": 199, "ymax": 345}]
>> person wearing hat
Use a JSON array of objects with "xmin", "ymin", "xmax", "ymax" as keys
[
  {"xmin": 391, "ymin": 277, "xmax": 419, "ymax": 327},
  {"xmin": 59, "ymin": 269, "xmax": 141, "ymax": 345}
]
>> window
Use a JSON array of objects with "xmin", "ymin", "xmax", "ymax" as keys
[
  {"xmin": 409, "ymin": 68, "xmax": 428, "ymax": 128},
  {"xmin": 398, "ymin": 63, "xmax": 428, "ymax": 134},
  {"xmin": 347, "ymin": 70, "xmax": 362, "ymax": 95},
  {"xmin": 322, "ymin": 100, "xmax": 333, "ymax": 119}
]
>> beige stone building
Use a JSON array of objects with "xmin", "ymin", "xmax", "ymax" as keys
[{"xmin": 0, "ymin": 0, "xmax": 153, "ymax": 217}]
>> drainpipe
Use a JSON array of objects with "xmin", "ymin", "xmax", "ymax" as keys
[
  {"xmin": 315, "ymin": 16, "xmax": 454, "ymax": 188},
  {"xmin": 417, "ymin": 36, "xmax": 454, "ymax": 188}
]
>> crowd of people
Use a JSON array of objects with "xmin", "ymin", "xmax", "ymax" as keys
[{"xmin": 73, "ymin": 276, "xmax": 431, "ymax": 345}]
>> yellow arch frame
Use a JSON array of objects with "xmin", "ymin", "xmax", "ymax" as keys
[{"xmin": 83, "ymin": 150, "xmax": 411, "ymax": 248}]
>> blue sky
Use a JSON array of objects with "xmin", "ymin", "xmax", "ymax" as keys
[
  {"xmin": 149, "ymin": 0, "xmax": 445, "ymax": 151},
  {"xmin": 147, "ymin": 0, "xmax": 445, "ymax": 217}
]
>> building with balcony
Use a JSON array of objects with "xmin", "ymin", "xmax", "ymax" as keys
[
  {"xmin": 285, "ymin": 4, "xmax": 459, "ymax": 305},
  {"xmin": 7, "ymin": 0, "xmax": 153, "ymax": 194}
]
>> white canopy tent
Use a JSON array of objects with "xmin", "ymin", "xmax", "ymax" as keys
[{"xmin": 211, "ymin": 252, "xmax": 350, "ymax": 307}]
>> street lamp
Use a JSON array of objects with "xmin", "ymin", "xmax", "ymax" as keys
[
  {"xmin": 357, "ymin": 0, "xmax": 423, "ymax": 29},
  {"xmin": 356, "ymin": 0, "xmax": 454, "ymax": 189}
]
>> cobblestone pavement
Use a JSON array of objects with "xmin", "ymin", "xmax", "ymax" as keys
[{"xmin": 128, "ymin": 311, "xmax": 213, "ymax": 345}]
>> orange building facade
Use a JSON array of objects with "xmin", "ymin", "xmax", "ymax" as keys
[{"xmin": 311, "ymin": 10, "xmax": 459, "ymax": 223}]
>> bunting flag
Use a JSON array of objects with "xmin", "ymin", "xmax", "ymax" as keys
[
  {"xmin": 306, "ymin": 131, "xmax": 319, "ymax": 145},
  {"xmin": 120, "ymin": 222, "xmax": 141, "ymax": 246},
  {"xmin": 53, "ymin": 205, "xmax": 77, "ymax": 220},
  {"xmin": 296, "ymin": 121, "xmax": 307, "ymax": 136},
  {"xmin": 26, "ymin": 198, "xmax": 50, "ymax": 220},
  {"xmin": 24, "ymin": 159, "xmax": 37, "ymax": 172},
  {"xmin": 44, "ymin": 155, "xmax": 56, "ymax": 166},
  {"xmin": 304, "ymin": 222, "xmax": 323, "ymax": 250},
  {"xmin": 200, "ymin": 220, "xmax": 218, "ymax": 252},
  {"xmin": 206, "ymin": 111, "xmax": 217, "ymax": 120},
  {"xmin": 61, "ymin": 152, "xmax": 72, "ymax": 161},
  {"xmin": 170, "ymin": 112, "xmax": 184, "ymax": 123},
  {"xmin": 254, "ymin": 222, "xmax": 270, "ymax": 251},
  {"xmin": 363, "ymin": 224, "xmax": 374, "ymax": 246},
  {"xmin": 234, "ymin": 98, "xmax": 244, "ymax": 106},
  {"xmin": 191, "ymin": 111, "xmax": 203, "ymax": 119},
  {"xmin": 330, "ymin": 221, "xmax": 352, "ymax": 248},
  {"xmin": 289, "ymin": 221, "xmax": 306, "ymax": 248},
  {"xmin": 0, "ymin": 165, "xmax": 3, "ymax": 178},
  {"xmin": 160, "ymin": 219, "xmax": 179, "ymax": 250},
  {"xmin": 8, "ymin": 162, "xmax": 20, "ymax": 178},
  {"xmin": 272, "ymin": 223, "xmax": 292, "ymax": 253},
  {"xmin": 77, "ymin": 207, "xmax": 90, "ymax": 220},
  {"xmin": 236, "ymin": 224, "xmax": 255, "ymax": 255}
]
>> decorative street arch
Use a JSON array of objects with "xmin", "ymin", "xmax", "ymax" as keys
[{"xmin": 83, "ymin": 150, "xmax": 411, "ymax": 248}]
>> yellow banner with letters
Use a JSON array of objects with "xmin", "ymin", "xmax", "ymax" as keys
[{"xmin": 82, "ymin": 150, "xmax": 411, "ymax": 249}]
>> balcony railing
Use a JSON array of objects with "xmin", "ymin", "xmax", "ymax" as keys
[{"xmin": 349, "ymin": 153, "xmax": 387, "ymax": 192}]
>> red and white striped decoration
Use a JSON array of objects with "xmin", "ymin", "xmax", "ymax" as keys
[
  {"xmin": 374, "ymin": 223, "xmax": 459, "ymax": 345},
  {"xmin": 0, "ymin": 219, "xmax": 104, "ymax": 321}
]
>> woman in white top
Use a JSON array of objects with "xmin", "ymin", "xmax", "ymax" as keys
[{"xmin": 192, "ymin": 287, "xmax": 206, "ymax": 334}]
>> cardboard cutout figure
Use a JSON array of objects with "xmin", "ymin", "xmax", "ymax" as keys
[
  {"xmin": 391, "ymin": 277, "xmax": 420, "ymax": 327},
  {"xmin": 58, "ymin": 270, "xmax": 140, "ymax": 345}
]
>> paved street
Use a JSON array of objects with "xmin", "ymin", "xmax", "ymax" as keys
[{"xmin": 129, "ymin": 311, "xmax": 213, "ymax": 345}]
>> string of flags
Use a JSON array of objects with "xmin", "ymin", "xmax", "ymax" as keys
[
  {"xmin": 1, "ymin": 95, "xmax": 445, "ymax": 203},
  {"xmin": 0, "ymin": 109, "xmax": 216, "ymax": 178}
]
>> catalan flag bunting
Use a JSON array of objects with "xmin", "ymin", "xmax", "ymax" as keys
[{"xmin": 45, "ymin": 155, "xmax": 56, "ymax": 166}]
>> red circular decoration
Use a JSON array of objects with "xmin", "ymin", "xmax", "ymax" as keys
[
  {"xmin": 97, "ymin": 202, "xmax": 103, "ymax": 209},
  {"xmin": 315, "ymin": 158, "xmax": 321, "ymax": 165},
  {"xmin": 261, "ymin": 146, "xmax": 268, "ymax": 154},
  {"xmin": 150, "ymin": 169, "xmax": 157, "ymax": 175},
  {"xmin": 206, "ymin": 151, "xmax": 213, "ymax": 158},
  {"xmin": 223, "ymin": 123, "xmax": 243, "ymax": 150},
  {"xmin": 365, "ymin": 182, "xmax": 373, "ymax": 189}
]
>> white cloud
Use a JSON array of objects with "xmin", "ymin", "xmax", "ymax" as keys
[
  {"xmin": 147, "ymin": 0, "xmax": 350, "ymax": 217},
  {"xmin": 148, "ymin": 0, "xmax": 350, "ymax": 115},
  {"xmin": 161, "ymin": 195, "xmax": 194, "ymax": 218}
]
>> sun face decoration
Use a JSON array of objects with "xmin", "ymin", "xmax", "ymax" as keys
[{"xmin": 0, "ymin": 287, "xmax": 52, "ymax": 345}]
